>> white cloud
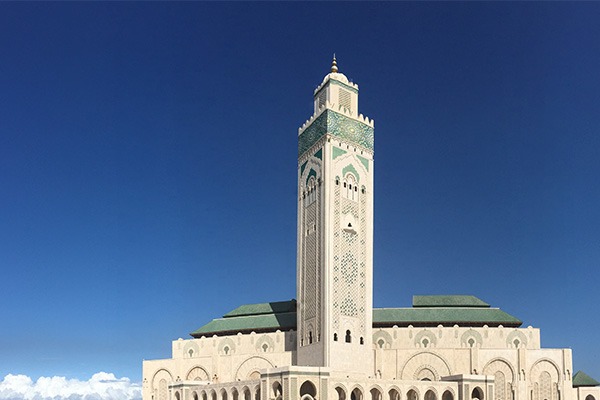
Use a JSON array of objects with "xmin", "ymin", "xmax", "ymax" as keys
[{"xmin": 0, "ymin": 372, "xmax": 142, "ymax": 400}]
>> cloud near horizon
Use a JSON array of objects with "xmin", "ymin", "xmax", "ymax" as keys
[{"xmin": 0, "ymin": 372, "xmax": 142, "ymax": 400}]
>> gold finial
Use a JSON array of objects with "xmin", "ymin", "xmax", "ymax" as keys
[{"xmin": 331, "ymin": 54, "xmax": 338, "ymax": 73}]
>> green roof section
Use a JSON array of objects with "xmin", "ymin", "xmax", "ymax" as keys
[
  {"xmin": 191, "ymin": 312, "xmax": 296, "ymax": 338},
  {"xmin": 223, "ymin": 300, "xmax": 296, "ymax": 318},
  {"xmin": 190, "ymin": 296, "xmax": 522, "ymax": 337},
  {"xmin": 413, "ymin": 295, "xmax": 490, "ymax": 308},
  {"xmin": 373, "ymin": 307, "xmax": 521, "ymax": 328},
  {"xmin": 573, "ymin": 371, "xmax": 600, "ymax": 387}
]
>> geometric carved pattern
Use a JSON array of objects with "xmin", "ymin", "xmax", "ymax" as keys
[
  {"xmin": 338, "ymin": 197, "xmax": 363, "ymax": 326},
  {"xmin": 417, "ymin": 367, "xmax": 437, "ymax": 381},
  {"xmin": 234, "ymin": 356, "xmax": 274, "ymax": 381},
  {"xmin": 373, "ymin": 330, "xmax": 393, "ymax": 348},
  {"xmin": 494, "ymin": 371, "xmax": 506, "ymax": 400},
  {"xmin": 461, "ymin": 330, "xmax": 483, "ymax": 348},
  {"xmin": 152, "ymin": 369, "xmax": 173, "ymax": 400},
  {"xmin": 187, "ymin": 366, "xmax": 210, "ymax": 381},
  {"xmin": 332, "ymin": 181, "xmax": 342, "ymax": 330},
  {"xmin": 218, "ymin": 337, "xmax": 236, "ymax": 355},
  {"xmin": 255, "ymin": 335, "xmax": 275, "ymax": 353},
  {"xmin": 530, "ymin": 360, "xmax": 560, "ymax": 400},
  {"xmin": 414, "ymin": 330, "xmax": 437, "ymax": 348},
  {"xmin": 184, "ymin": 341, "xmax": 200, "ymax": 358},
  {"xmin": 400, "ymin": 352, "xmax": 451, "ymax": 381},
  {"xmin": 506, "ymin": 330, "xmax": 528, "ymax": 349},
  {"xmin": 530, "ymin": 360, "xmax": 560, "ymax": 383},
  {"xmin": 298, "ymin": 110, "xmax": 374, "ymax": 156},
  {"xmin": 540, "ymin": 372, "xmax": 552, "ymax": 400},
  {"xmin": 484, "ymin": 358, "xmax": 515, "ymax": 400},
  {"xmin": 299, "ymin": 156, "xmax": 322, "ymax": 345},
  {"xmin": 304, "ymin": 202, "xmax": 317, "ymax": 320}
]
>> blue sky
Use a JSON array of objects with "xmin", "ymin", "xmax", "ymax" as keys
[{"xmin": 1, "ymin": 1, "xmax": 600, "ymax": 391}]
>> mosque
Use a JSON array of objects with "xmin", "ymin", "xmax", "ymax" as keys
[{"xmin": 142, "ymin": 59, "xmax": 599, "ymax": 400}]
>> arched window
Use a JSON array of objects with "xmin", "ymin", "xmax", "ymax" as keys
[
  {"xmin": 221, "ymin": 389, "xmax": 228, "ymax": 400},
  {"xmin": 345, "ymin": 330, "xmax": 352, "ymax": 343},
  {"xmin": 300, "ymin": 381, "xmax": 317, "ymax": 399},
  {"xmin": 407, "ymin": 389, "xmax": 418, "ymax": 400},
  {"xmin": 343, "ymin": 175, "xmax": 358, "ymax": 201},
  {"xmin": 389, "ymin": 389, "xmax": 401, "ymax": 400},
  {"xmin": 472, "ymin": 387, "xmax": 484, "ymax": 400},
  {"xmin": 425, "ymin": 390, "xmax": 436, "ymax": 400},
  {"xmin": 442, "ymin": 391, "xmax": 454, "ymax": 400},
  {"xmin": 175, "ymin": 392, "xmax": 181, "ymax": 400},
  {"xmin": 336, "ymin": 387, "xmax": 347, "ymax": 400},
  {"xmin": 243, "ymin": 388, "xmax": 251, "ymax": 400},
  {"xmin": 352, "ymin": 388, "xmax": 364, "ymax": 400},
  {"xmin": 371, "ymin": 388, "xmax": 383, "ymax": 400},
  {"xmin": 585, "ymin": 396, "xmax": 596, "ymax": 400},
  {"xmin": 272, "ymin": 382, "xmax": 282, "ymax": 399},
  {"xmin": 231, "ymin": 389, "xmax": 239, "ymax": 400}
]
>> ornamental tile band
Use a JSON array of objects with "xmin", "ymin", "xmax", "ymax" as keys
[{"xmin": 298, "ymin": 109, "xmax": 374, "ymax": 156}]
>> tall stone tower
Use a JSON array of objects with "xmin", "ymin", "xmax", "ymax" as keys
[{"xmin": 296, "ymin": 58, "xmax": 375, "ymax": 376}]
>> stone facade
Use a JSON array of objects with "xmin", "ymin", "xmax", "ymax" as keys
[{"xmin": 142, "ymin": 59, "xmax": 599, "ymax": 400}]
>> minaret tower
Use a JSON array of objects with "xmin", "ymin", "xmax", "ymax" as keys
[{"xmin": 296, "ymin": 57, "xmax": 374, "ymax": 376}]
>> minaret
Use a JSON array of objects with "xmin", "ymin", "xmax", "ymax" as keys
[{"xmin": 296, "ymin": 57, "xmax": 374, "ymax": 376}]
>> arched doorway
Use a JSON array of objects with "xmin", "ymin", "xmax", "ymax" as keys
[
  {"xmin": 389, "ymin": 389, "xmax": 401, "ymax": 400},
  {"xmin": 272, "ymin": 381, "xmax": 282, "ymax": 399},
  {"xmin": 352, "ymin": 388, "xmax": 364, "ymax": 400},
  {"xmin": 425, "ymin": 390, "xmax": 437, "ymax": 400},
  {"xmin": 300, "ymin": 380, "xmax": 317, "ymax": 399},
  {"xmin": 336, "ymin": 387, "xmax": 347, "ymax": 400},
  {"xmin": 371, "ymin": 388, "xmax": 382, "ymax": 400},
  {"xmin": 472, "ymin": 387, "xmax": 484, "ymax": 400}
]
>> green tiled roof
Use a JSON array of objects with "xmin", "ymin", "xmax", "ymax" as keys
[
  {"xmin": 190, "ymin": 311, "xmax": 296, "ymax": 338},
  {"xmin": 190, "ymin": 296, "xmax": 522, "ymax": 337},
  {"xmin": 413, "ymin": 295, "xmax": 490, "ymax": 308},
  {"xmin": 373, "ymin": 307, "xmax": 521, "ymax": 327},
  {"xmin": 573, "ymin": 371, "xmax": 600, "ymax": 387},
  {"xmin": 223, "ymin": 300, "xmax": 296, "ymax": 318}
]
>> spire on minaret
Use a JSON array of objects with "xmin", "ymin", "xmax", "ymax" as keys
[{"xmin": 331, "ymin": 54, "xmax": 338, "ymax": 73}]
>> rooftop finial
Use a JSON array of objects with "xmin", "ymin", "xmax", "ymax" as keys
[{"xmin": 331, "ymin": 54, "xmax": 338, "ymax": 73}]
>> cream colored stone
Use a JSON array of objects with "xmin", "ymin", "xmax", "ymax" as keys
[{"xmin": 142, "ymin": 62, "xmax": 599, "ymax": 400}]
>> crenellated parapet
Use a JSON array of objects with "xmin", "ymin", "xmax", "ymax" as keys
[
  {"xmin": 298, "ymin": 101, "xmax": 374, "ymax": 135},
  {"xmin": 298, "ymin": 106, "xmax": 374, "ymax": 157}
]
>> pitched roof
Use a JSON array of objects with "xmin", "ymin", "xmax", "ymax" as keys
[
  {"xmin": 190, "ymin": 296, "xmax": 521, "ymax": 337},
  {"xmin": 573, "ymin": 371, "xmax": 600, "ymax": 387},
  {"xmin": 413, "ymin": 295, "xmax": 490, "ymax": 308},
  {"xmin": 223, "ymin": 300, "xmax": 297, "ymax": 318},
  {"xmin": 373, "ymin": 307, "xmax": 521, "ymax": 327}
]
